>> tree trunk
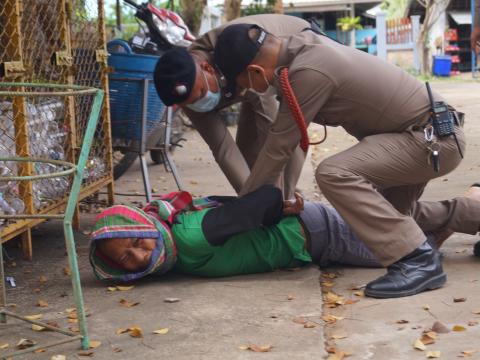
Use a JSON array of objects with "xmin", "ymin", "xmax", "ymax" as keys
[
  {"xmin": 273, "ymin": 0, "xmax": 284, "ymax": 14},
  {"xmin": 224, "ymin": 0, "xmax": 242, "ymax": 21},
  {"xmin": 415, "ymin": 0, "xmax": 451, "ymax": 75},
  {"xmin": 180, "ymin": 0, "xmax": 207, "ymax": 36}
]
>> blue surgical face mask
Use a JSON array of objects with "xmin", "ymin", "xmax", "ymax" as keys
[{"xmin": 186, "ymin": 71, "xmax": 221, "ymax": 113}]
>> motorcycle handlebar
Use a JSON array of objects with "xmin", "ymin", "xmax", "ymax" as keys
[{"xmin": 123, "ymin": 0, "xmax": 141, "ymax": 9}]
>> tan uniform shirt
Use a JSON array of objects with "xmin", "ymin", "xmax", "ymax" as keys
[
  {"xmin": 186, "ymin": 15, "xmax": 309, "ymax": 194},
  {"xmin": 240, "ymin": 31, "xmax": 440, "ymax": 195}
]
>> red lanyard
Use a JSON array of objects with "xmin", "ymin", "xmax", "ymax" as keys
[{"xmin": 279, "ymin": 67, "xmax": 327, "ymax": 152}]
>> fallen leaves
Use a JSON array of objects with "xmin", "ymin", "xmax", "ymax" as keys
[
  {"xmin": 413, "ymin": 338, "xmax": 427, "ymax": 351},
  {"xmin": 472, "ymin": 309, "xmax": 480, "ymax": 315},
  {"xmin": 454, "ymin": 297, "xmax": 467, "ymax": 303},
  {"xmin": 423, "ymin": 304, "xmax": 431, "ymax": 311},
  {"xmin": 327, "ymin": 350, "xmax": 351, "ymax": 360},
  {"xmin": 425, "ymin": 350, "xmax": 441, "ymax": 358},
  {"xmin": 0, "ymin": 343, "xmax": 9, "ymax": 349},
  {"xmin": 322, "ymin": 314, "xmax": 344, "ymax": 324},
  {"xmin": 39, "ymin": 275, "xmax": 48, "ymax": 284},
  {"xmin": 325, "ymin": 292, "xmax": 345, "ymax": 308},
  {"xmin": 287, "ymin": 294, "xmax": 295, "ymax": 301},
  {"xmin": 239, "ymin": 344, "xmax": 273, "ymax": 352},
  {"xmin": 108, "ymin": 285, "xmax": 134, "ymax": 292},
  {"xmin": 119, "ymin": 298, "xmax": 140, "ymax": 308},
  {"xmin": 16, "ymin": 338, "xmax": 36, "ymax": 349},
  {"xmin": 31, "ymin": 324, "xmax": 46, "ymax": 332},
  {"xmin": 78, "ymin": 351, "xmax": 94, "ymax": 357},
  {"xmin": 37, "ymin": 299, "xmax": 49, "ymax": 307},
  {"xmin": 89, "ymin": 340, "xmax": 102, "ymax": 349},
  {"xmin": 63, "ymin": 266, "xmax": 71, "ymax": 276},
  {"xmin": 51, "ymin": 355, "xmax": 66, "ymax": 360},
  {"xmin": 153, "ymin": 328, "xmax": 169, "ymax": 335},
  {"xmin": 331, "ymin": 334, "xmax": 348, "ymax": 340},
  {"xmin": 303, "ymin": 322, "xmax": 316, "ymax": 328},
  {"xmin": 396, "ymin": 320, "xmax": 410, "ymax": 324},
  {"xmin": 164, "ymin": 298, "xmax": 180, "ymax": 303},
  {"xmin": 116, "ymin": 326, "xmax": 144, "ymax": 338},
  {"xmin": 452, "ymin": 325, "xmax": 467, "ymax": 332},
  {"xmin": 25, "ymin": 314, "xmax": 43, "ymax": 321},
  {"xmin": 420, "ymin": 331, "xmax": 437, "ymax": 345},
  {"xmin": 459, "ymin": 350, "xmax": 477, "ymax": 357},
  {"xmin": 292, "ymin": 317, "xmax": 307, "ymax": 325}
]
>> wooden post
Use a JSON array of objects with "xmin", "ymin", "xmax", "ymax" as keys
[
  {"xmin": 98, "ymin": 0, "xmax": 116, "ymax": 206},
  {"xmin": 5, "ymin": 0, "xmax": 34, "ymax": 260}
]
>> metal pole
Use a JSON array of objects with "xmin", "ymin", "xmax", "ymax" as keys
[
  {"xmin": 63, "ymin": 89, "xmax": 104, "ymax": 350},
  {"xmin": 140, "ymin": 79, "xmax": 152, "ymax": 203},
  {"xmin": 473, "ymin": 0, "xmax": 478, "ymax": 78},
  {"xmin": 0, "ymin": 240, "xmax": 7, "ymax": 324}
]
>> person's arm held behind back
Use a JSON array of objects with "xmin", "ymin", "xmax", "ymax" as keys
[
  {"xmin": 202, "ymin": 184, "xmax": 284, "ymax": 246},
  {"xmin": 239, "ymin": 68, "xmax": 335, "ymax": 196}
]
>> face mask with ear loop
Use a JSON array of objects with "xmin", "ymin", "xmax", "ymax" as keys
[
  {"xmin": 186, "ymin": 71, "xmax": 221, "ymax": 113},
  {"xmin": 247, "ymin": 68, "xmax": 277, "ymax": 97}
]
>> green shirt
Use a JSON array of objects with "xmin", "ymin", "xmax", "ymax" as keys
[{"xmin": 171, "ymin": 208, "xmax": 312, "ymax": 277}]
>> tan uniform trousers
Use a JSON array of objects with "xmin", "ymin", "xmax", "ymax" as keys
[
  {"xmin": 189, "ymin": 93, "xmax": 305, "ymax": 199},
  {"xmin": 316, "ymin": 125, "xmax": 479, "ymax": 266}
]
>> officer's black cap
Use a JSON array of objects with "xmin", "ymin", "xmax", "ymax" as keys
[
  {"xmin": 214, "ymin": 24, "xmax": 267, "ymax": 98},
  {"xmin": 154, "ymin": 48, "xmax": 196, "ymax": 106}
]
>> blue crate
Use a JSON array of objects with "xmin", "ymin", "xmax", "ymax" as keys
[
  {"xmin": 432, "ymin": 55, "xmax": 452, "ymax": 76},
  {"xmin": 107, "ymin": 40, "xmax": 165, "ymax": 141}
]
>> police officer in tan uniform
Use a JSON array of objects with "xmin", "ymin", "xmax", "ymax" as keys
[
  {"xmin": 153, "ymin": 15, "xmax": 310, "ymax": 199},
  {"xmin": 213, "ymin": 24, "xmax": 480, "ymax": 298},
  {"xmin": 471, "ymin": 0, "xmax": 480, "ymax": 53}
]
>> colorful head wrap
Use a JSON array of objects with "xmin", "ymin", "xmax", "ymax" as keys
[
  {"xmin": 89, "ymin": 204, "xmax": 177, "ymax": 282},
  {"xmin": 89, "ymin": 191, "xmax": 219, "ymax": 282}
]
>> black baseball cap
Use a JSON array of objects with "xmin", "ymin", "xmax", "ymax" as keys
[
  {"xmin": 154, "ymin": 47, "xmax": 196, "ymax": 106},
  {"xmin": 214, "ymin": 24, "xmax": 268, "ymax": 98}
]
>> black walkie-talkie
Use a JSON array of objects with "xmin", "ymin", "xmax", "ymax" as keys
[
  {"xmin": 426, "ymin": 82, "xmax": 455, "ymax": 137},
  {"xmin": 426, "ymin": 82, "xmax": 463, "ymax": 159}
]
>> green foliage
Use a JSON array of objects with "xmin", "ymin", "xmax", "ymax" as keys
[
  {"xmin": 242, "ymin": 0, "xmax": 276, "ymax": 16},
  {"xmin": 336, "ymin": 16, "xmax": 363, "ymax": 32},
  {"xmin": 381, "ymin": 0, "xmax": 410, "ymax": 19}
]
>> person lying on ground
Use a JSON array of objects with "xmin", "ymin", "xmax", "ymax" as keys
[{"xmin": 89, "ymin": 184, "xmax": 480, "ymax": 284}]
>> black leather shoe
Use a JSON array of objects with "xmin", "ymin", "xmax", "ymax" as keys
[
  {"xmin": 364, "ymin": 241, "xmax": 446, "ymax": 299},
  {"xmin": 474, "ymin": 240, "xmax": 480, "ymax": 257}
]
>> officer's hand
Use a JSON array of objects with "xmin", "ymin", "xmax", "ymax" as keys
[
  {"xmin": 283, "ymin": 192, "xmax": 304, "ymax": 215},
  {"xmin": 471, "ymin": 26, "xmax": 480, "ymax": 54}
]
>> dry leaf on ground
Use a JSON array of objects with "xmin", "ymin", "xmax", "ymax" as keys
[
  {"xmin": 322, "ymin": 273, "xmax": 338, "ymax": 279},
  {"xmin": 243, "ymin": 344, "xmax": 273, "ymax": 352},
  {"xmin": 116, "ymin": 328, "xmax": 130, "ymax": 335},
  {"xmin": 116, "ymin": 285, "xmax": 134, "ymax": 291},
  {"xmin": 327, "ymin": 350, "xmax": 350, "ymax": 360},
  {"xmin": 459, "ymin": 350, "xmax": 477, "ymax": 357},
  {"xmin": 112, "ymin": 347, "xmax": 123, "ymax": 353},
  {"xmin": 39, "ymin": 276, "xmax": 48, "ymax": 284},
  {"xmin": 107, "ymin": 286, "xmax": 117, "ymax": 292},
  {"xmin": 432, "ymin": 321, "xmax": 450, "ymax": 333},
  {"xmin": 331, "ymin": 334, "xmax": 348, "ymax": 340},
  {"xmin": 468, "ymin": 320, "xmax": 478, "ymax": 326},
  {"xmin": 164, "ymin": 298, "xmax": 180, "ymax": 303},
  {"xmin": 472, "ymin": 309, "xmax": 480, "ymax": 315},
  {"xmin": 423, "ymin": 304, "xmax": 430, "ymax": 311},
  {"xmin": 344, "ymin": 299, "xmax": 360, "ymax": 305},
  {"xmin": 78, "ymin": 351, "xmax": 94, "ymax": 357},
  {"xmin": 322, "ymin": 314, "xmax": 344, "ymax": 324},
  {"xmin": 420, "ymin": 332, "xmax": 437, "ymax": 345},
  {"xmin": 293, "ymin": 317, "xmax": 307, "ymax": 325},
  {"xmin": 0, "ymin": 343, "xmax": 9, "ymax": 349},
  {"xmin": 396, "ymin": 320, "xmax": 409, "ymax": 324},
  {"xmin": 325, "ymin": 292, "xmax": 345, "ymax": 307},
  {"xmin": 16, "ymin": 338, "xmax": 37, "ymax": 349},
  {"xmin": 35, "ymin": 349, "xmax": 46, "ymax": 353},
  {"xmin": 63, "ymin": 267, "xmax": 71, "ymax": 276},
  {"xmin": 129, "ymin": 326, "xmax": 143, "ymax": 338},
  {"xmin": 454, "ymin": 297, "xmax": 467, "ymax": 303},
  {"xmin": 287, "ymin": 294, "xmax": 295, "ymax": 300},
  {"xmin": 426, "ymin": 350, "xmax": 441, "ymax": 358},
  {"xmin": 89, "ymin": 340, "xmax": 102, "ymax": 349},
  {"xmin": 413, "ymin": 339, "xmax": 427, "ymax": 351},
  {"xmin": 36, "ymin": 299, "xmax": 49, "ymax": 308},
  {"xmin": 31, "ymin": 324, "xmax": 45, "ymax": 332},
  {"xmin": 153, "ymin": 328, "xmax": 169, "ymax": 335},
  {"xmin": 25, "ymin": 314, "xmax": 42, "ymax": 321},
  {"xmin": 51, "ymin": 355, "xmax": 66, "ymax": 360},
  {"xmin": 353, "ymin": 291, "xmax": 364, "ymax": 297},
  {"xmin": 304, "ymin": 322, "xmax": 316, "ymax": 328},
  {"xmin": 321, "ymin": 281, "xmax": 336, "ymax": 287},
  {"xmin": 119, "ymin": 298, "xmax": 140, "ymax": 308},
  {"xmin": 453, "ymin": 325, "xmax": 467, "ymax": 332}
]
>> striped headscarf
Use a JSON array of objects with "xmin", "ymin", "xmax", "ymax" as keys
[
  {"xmin": 89, "ymin": 205, "xmax": 177, "ymax": 282},
  {"xmin": 89, "ymin": 191, "xmax": 219, "ymax": 282}
]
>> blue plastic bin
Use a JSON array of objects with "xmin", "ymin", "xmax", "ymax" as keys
[
  {"xmin": 432, "ymin": 55, "xmax": 452, "ymax": 76},
  {"xmin": 107, "ymin": 39, "xmax": 165, "ymax": 141}
]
